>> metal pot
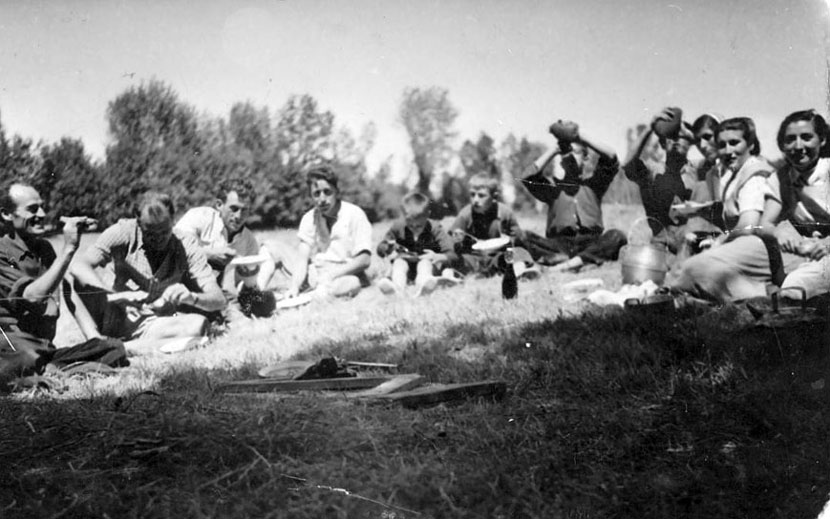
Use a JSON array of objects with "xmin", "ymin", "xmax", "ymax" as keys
[{"xmin": 620, "ymin": 243, "xmax": 669, "ymax": 285}]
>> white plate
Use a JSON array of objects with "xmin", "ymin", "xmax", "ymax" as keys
[
  {"xmin": 229, "ymin": 254, "xmax": 269, "ymax": 267},
  {"xmin": 471, "ymin": 236, "xmax": 510, "ymax": 252},
  {"xmin": 276, "ymin": 292, "xmax": 313, "ymax": 309}
]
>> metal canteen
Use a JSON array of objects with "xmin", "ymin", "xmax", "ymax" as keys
[{"xmin": 619, "ymin": 242, "xmax": 669, "ymax": 285}]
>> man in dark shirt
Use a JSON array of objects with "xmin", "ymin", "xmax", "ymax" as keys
[
  {"xmin": 624, "ymin": 107, "xmax": 723, "ymax": 256},
  {"xmin": 0, "ymin": 181, "xmax": 126, "ymax": 386},
  {"xmin": 521, "ymin": 121, "xmax": 626, "ymax": 269}
]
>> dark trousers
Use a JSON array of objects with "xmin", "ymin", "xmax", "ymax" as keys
[
  {"xmin": 0, "ymin": 329, "xmax": 128, "ymax": 389},
  {"xmin": 523, "ymin": 229, "xmax": 627, "ymax": 264}
]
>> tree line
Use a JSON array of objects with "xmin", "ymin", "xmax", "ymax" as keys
[{"xmin": 0, "ymin": 80, "xmax": 640, "ymax": 228}]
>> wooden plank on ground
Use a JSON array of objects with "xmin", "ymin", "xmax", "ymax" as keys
[
  {"xmin": 376, "ymin": 381, "xmax": 507, "ymax": 409},
  {"xmin": 216, "ymin": 376, "xmax": 392, "ymax": 394},
  {"xmin": 345, "ymin": 361, "xmax": 399, "ymax": 370},
  {"xmin": 347, "ymin": 374, "xmax": 425, "ymax": 398}
]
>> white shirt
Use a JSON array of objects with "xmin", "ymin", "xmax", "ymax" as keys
[
  {"xmin": 174, "ymin": 207, "xmax": 229, "ymax": 249},
  {"xmin": 297, "ymin": 201, "xmax": 373, "ymax": 266}
]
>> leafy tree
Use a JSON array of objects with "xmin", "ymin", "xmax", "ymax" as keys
[
  {"xmin": 262, "ymin": 94, "xmax": 337, "ymax": 226},
  {"xmin": 228, "ymin": 102, "xmax": 272, "ymax": 155},
  {"xmin": 459, "ymin": 133, "xmax": 499, "ymax": 179},
  {"xmin": 363, "ymin": 159, "xmax": 405, "ymax": 221},
  {"xmin": 103, "ymin": 79, "xmax": 204, "ymax": 219},
  {"xmin": 0, "ymin": 134, "xmax": 42, "ymax": 184},
  {"xmin": 39, "ymin": 138, "xmax": 104, "ymax": 221},
  {"xmin": 2, "ymin": 88, "xmax": 402, "ymax": 231},
  {"xmin": 399, "ymin": 86, "xmax": 458, "ymax": 195},
  {"xmin": 500, "ymin": 134, "xmax": 547, "ymax": 211}
]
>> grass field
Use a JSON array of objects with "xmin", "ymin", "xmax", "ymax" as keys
[{"xmin": 2, "ymin": 204, "xmax": 829, "ymax": 518}]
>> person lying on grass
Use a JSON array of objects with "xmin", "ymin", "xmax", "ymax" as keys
[
  {"xmin": 286, "ymin": 165, "xmax": 373, "ymax": 300},
  {"xmin": 623, "ymin": 107, "xmax": 720, "ymax": 256},
  {"xmin": 69, "ymin": 191, "xmax": 225, "ymax": 355},
  {"xmin": 375, "ymin": 191, "xmax": 460, "ymax": 297},
  {"xmin": 520, "ymin": 119, "xmax": 626, "ymax": 272},
  {"xmin": 449, "ymin": 172, "xmax": 537, "ymax": 279},
  {"xmin": 0, "ymin": 181, "xmax": 127, "ymax": 387},
  {"xmin": 174, "ymin": 177, "xmax": 276, "ymax": 318}
]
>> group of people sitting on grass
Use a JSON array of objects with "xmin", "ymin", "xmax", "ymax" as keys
[
  {"xmin": 1, "ymin": 106, "xmax": 829, "ymax": 385},
  {"xmin": 621, "ymin": 107, "xmax": 830, "ymax": 305},
  {"xmin": 514, "ymin": 108, "xmax": 830, "ymax": 306},
  {"xmin": 0, "ymin": 164, "xmax": 534, "ymax": 381}
]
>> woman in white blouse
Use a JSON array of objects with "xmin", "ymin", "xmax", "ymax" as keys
[
  {"xmin": 668, "ymin": 117, "xmax": 785, "ymax": 302},
  {"xmin": 774, "ymin": 109, "xmax": 830, "ymax": 299}
]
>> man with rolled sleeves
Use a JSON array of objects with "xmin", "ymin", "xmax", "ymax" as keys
[
  {"xmin": 0, "ymin": 181, "xmax": 126, "ymax": 385},
  {"xmin": 287, "ymin": 165, "xmax": 373, "ymax": 300},
  {"xmin": 70, "ymin": 191, "xmax": 225, "ymax": 354},
  {"xmin": 175, "ymin": 178, "xmax": 277, "ymax": 317}
]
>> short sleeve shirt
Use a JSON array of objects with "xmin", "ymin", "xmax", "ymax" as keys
[
  {"xmin": 85, "ymin": 218, "xmax": 218, "ymax": 302},
  {"xmin": 175, "ymin": 206, "xmax": 261, "ymax": 286},
  {"xmin": 174, "ymin": 206, "xmax": 260, "ymax": 257},
  {"xmin": 719, "ymin": 156, "xmax": 778, "ymax": 229},
  {"xmin": 297, "ymin": 201, "xmax": 373, "ymax": 265}
]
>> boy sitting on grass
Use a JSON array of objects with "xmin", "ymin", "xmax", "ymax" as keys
[
  {"xmin": 449, "ymin": 173, "xmax": 536, "ymax": 279},
  {"xmin": 376, "ymin": 191, "xmax": 459, "ymax": 297}
]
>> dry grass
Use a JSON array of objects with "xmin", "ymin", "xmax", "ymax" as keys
[{"xmin": 4, "ymin": 205, "xmax": 829, "ymax": 518}]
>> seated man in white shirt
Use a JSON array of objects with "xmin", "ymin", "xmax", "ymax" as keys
[
  {"xmin": 175, "ymin": 178, "xmax": 276, "ymax": 300},
  {"xmin": 287, "ymin": 166, "xmax": 373, "ymax": 299}
]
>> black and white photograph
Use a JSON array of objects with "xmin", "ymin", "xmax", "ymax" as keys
[{"xmin": 0, "ymin": 1, "xmax": 829, "ymax": 517}]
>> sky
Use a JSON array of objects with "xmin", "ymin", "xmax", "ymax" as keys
[{"xmin": 0, "ymin": 0, "xmax": 828, "ymax": 182}]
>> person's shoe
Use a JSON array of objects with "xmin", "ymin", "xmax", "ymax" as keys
[
  {"xmin": 377, "ymin": 278, "xmax": 400, "ymax": 296},
  {"xmin": 414, "ymin": 277, "xmax": 438, "ymax": 297},
  {"xmin": 435, "ymin": 269, "xmax": 463, "ymax": 288}
]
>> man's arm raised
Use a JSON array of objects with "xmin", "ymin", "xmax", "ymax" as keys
[{"xmin": 21, "ymin": 217, "xmax": 85, "ymax": 303}]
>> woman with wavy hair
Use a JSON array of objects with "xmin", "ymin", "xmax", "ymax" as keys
[{"xmin": 774, "ymin": 109, "xmax": 830, "ymax": 299}]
